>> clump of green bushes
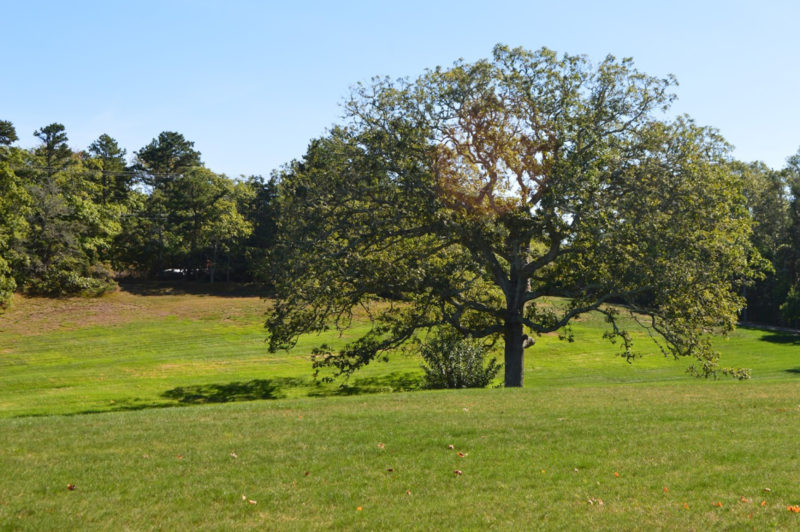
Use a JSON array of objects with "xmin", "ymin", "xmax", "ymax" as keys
[{"xmin": 420, "ymin": 330, "xmax": 501, "ymax": 389}]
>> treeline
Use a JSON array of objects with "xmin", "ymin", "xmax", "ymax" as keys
[
  {"xmin": 736, "ymin": 155, "xmax": 800, "ymax": 327},
  {"xmin": 0, "ymin": 120, "xmax": 277, "ymax": 307},
  {"xmin": 0, "ymin": 118, "xmax": 799, "ymax": 328}
]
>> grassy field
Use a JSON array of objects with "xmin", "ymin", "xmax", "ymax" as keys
[{"xmin": 1, "ymin": 283, "xmax": 800, "ymax": 529}]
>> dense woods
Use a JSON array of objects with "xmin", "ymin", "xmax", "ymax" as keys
[
  {"xmin": 735, "ymin": 156, "xmax": 800, "ymax": 326},
  {"xmin": 0, "ymin": 120, "xmax": 277, "ymax": 307}
]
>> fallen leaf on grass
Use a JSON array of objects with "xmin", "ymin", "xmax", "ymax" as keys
[
  {"xmin": 67, "ymin": 484, "xmax": 75, "ymax": 491},
  {"xmin": 230, "ymin": 452, "xmax": 238, "ymax": 459},
  {"xmin": 454, "ymin": 470, "xmax": 463, "ymax": 476},
  {"xmin": 304, "ymin": 471, "xmax": 310, "ymax": 476},
  {"xmin": 457, "ymin": 452, "xmax": 465, "ymax": 458},
  {"xmin": 241, "ymin": 495, "xmax": 246, "ymax": 500},
  {"xmin": 614, "ymin": 472, "xmax": 619, "ymax": 478},
  {"xmin": 761, "ymin": 501, "xmax": 767, "ymax": 507},
  {"xmin": 788, "ymin": 505, "xmax": 800, "ymax": 513},
  {"xmin": 248, "ymin": 499, "xmax": 257, "ymax": 505},
  {"xmin": 588, "ymin": 498, "xmax": 604, "ymax": 506},
  {"xmin": 714, "ymin": 502, "xmax": 723, "ymax": 508},
  {"xmin": 683, "ymin": 502, "xmax": 689, "ymax": 510},
  {"xmin": 386, "ymin": 468, "xmax": 394, "ymax": 473},
  {"xmin": 447, "ymin": 444, "xmax": 455, "ymax": 450},
  {"xmin": 663, "ymin": 487, "xmax": 669, "ymax": 493},
  {"xmin": 406, "ymin": 490, "xmax": 411, "ymax": 495},
  {"xmin": 763, "ymin": 488, "xmax": 772, "ymax": 493},
  {"xmin": 377, "ymin": 443, "xmax": 385, "ymax": 449},
  {"xmin": 356, "ymin": 507, "xmax": 363, "ymax": 512},
  {"xmin": 740, "ymin": 496, "xmax": 749, "ymax": 503},
  {"xmin": 176, "ymin": 454, "xmax": 183, "ymax": 460}
]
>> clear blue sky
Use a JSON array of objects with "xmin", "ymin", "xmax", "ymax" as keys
[{"xmin": 2, "ymin": 0, "xmax": 798, "ymax": 177}]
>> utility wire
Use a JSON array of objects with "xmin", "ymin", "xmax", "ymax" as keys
[{"xmin": 10, "ymin": 165, "xmax": 210, "ymax": 179}]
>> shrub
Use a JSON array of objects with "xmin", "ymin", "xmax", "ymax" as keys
[
  {"xmin": 25, "ymin": 263, "xmax": 116, "ymax": 297},
  {"xmin": 780, "ymin": 285, "xmax": 800, "ymax": 327},
  {"xmin": 420, "ymin": 330, "xmax": 501, "ymax": 389}
]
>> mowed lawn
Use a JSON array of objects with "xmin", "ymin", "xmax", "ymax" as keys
[
  {"xmin": 1, "ymin": 283, "xmax": 800, "ymax": 529},
  {"xmin": 0, "ymin": 283, "xmax": 398, "ymax": 417}
]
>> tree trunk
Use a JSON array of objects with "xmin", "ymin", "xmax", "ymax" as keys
[
  {"xmin": 504, "ymin": 318, "xmax": 524, "ymax": 387},
  {"xmin": 210, "ymin": 242, "xmax": 218, "ymax": 284}
]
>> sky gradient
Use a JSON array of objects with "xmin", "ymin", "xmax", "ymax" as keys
[{"xmin": 2, "ymin": 0, "xmax": 798, "ymax": 177}]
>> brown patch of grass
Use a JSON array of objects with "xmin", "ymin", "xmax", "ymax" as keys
[{"xmin": 0, "ymin": 283, "xmax": 269, "ymax": 337}]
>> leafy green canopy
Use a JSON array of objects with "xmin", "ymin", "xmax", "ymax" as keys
[
  {"xmin": 20, "ymin": 124, "xmax": 121, "ymax": 296},
  {"xmin": 734, "ymin": 156, "xmax": 800, "ymax": 326},
  {"xmin": 0, "ymin": 124, "xmax": 28, "ymax": 307},
  {"xmin": 266, "ymin": 45, "xmax": 764, "ymax": 385},
  {"xmin": 779, "ymin": 151, "xmax": 800, "ymax": 324}
]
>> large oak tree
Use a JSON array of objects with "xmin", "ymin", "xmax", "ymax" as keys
[{"xmin": 266, "ymin": 46, "xmax": 763, "ymax": 386}]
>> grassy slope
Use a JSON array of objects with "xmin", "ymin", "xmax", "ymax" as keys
[
  {"xmin": 1, "ymin": 284, "xmax": 799, "ymax": 529},
  {"xmin": 0, "ymin": 285, "xmax": 797, "ymax": 417},
  {"xmin": 0, "ymin": 285, "xmax": 387, "ymax": 417}
]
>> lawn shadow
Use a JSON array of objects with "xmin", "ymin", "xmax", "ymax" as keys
[
  {"xmin": 758, "ymin": 332, "xmax": 800, "ymax": 346},
  {"xmin": 161, "ymin": 377, "xmax": 305, "ymax": 404},
  {"xmin": 22, "ymin": 373, "xmax": 425, "ymax": 418},
  {"xmin": 308, "ymin": 371, "xmax": 423, "ymax": 397},
  {"xmin": 785, "ymin": 367, "xmax": 800, "ymax": 375},
  {"xmin": 79, "ymin": 402, "xmax": 174, "ymax": 415},
  {"xmin": 119, "ymin": 280, "xmax": 270, "ymax": 298}
]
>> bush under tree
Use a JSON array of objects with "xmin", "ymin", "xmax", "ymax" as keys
[{"xmin": 420, "ymin": 329, "xmax": 501, "ymax": 389}]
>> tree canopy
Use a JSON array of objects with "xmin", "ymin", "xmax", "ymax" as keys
[
  {"xmin": 0, "ymin": 122, "xmax": 28, "ymax": 306},
  {"xmin": 735, "ymin": 149, "xmax": 800, "ymax": 327},
  {"xmin": 266, "ymin": 45, "xmax": 764, "ymax": 386},
  {"xmin": 0, "ymin": 120, "xmax": 18, "ymax": 146},
  {"xmin": 135, "ymin": 131, "xmax": 202, "ymax": 189},
  {"xmin": 86, "ymin": 133, "xmax": 130, "ymax": 204}
]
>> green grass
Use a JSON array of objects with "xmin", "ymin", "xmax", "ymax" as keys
[
  {"xmin": 2, "ymin": 383, "xmax": 800, "ymax": 530},
  {"xmin": 0, "ymin": 286, "xmax": 422, "ymax": 417},
  {"xmin": 1, "ymin": 286, "xmax": 797, "ymax": 418},
  {"xmin": 1, "ymin": 284, "xmax": 800, "ymax": 529}
]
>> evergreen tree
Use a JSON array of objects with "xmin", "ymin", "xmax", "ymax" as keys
[
  {"xmin": 21, "ymin": 124, "xmax": 118, "ymax": 295},
  {"xmin": 33, "ymin": 123, "xmax": 72, "ymax": 180},
  {"xmin": 134, "ymin": 131, "xmax": 202, "ymax": 189},
  {"xmin": 86, "ymin": 134, "xmax": 131, "ymax": 204}
]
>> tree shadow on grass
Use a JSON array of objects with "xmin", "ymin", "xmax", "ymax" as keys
[
  {"xmin": 785, "ymin": 368, "xmax": 800, "ymax": 375},
  {"xmin": 20, "ymin": 373, "xmax": 426, "ymax": 418},
  {"xmin": 759, "ymin": 332, "xmax": 800, "ymax": 345},
  {"xmin": 161, "ymin": 377, "xmax": 305, "ymax": 404},
  {"xmin": 307, "ymin": 371, "xmax": 423, "ymax": 397},
  {"xmin": 77, "ymin": 402, "xmax": 174, "ymax": 415}
]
